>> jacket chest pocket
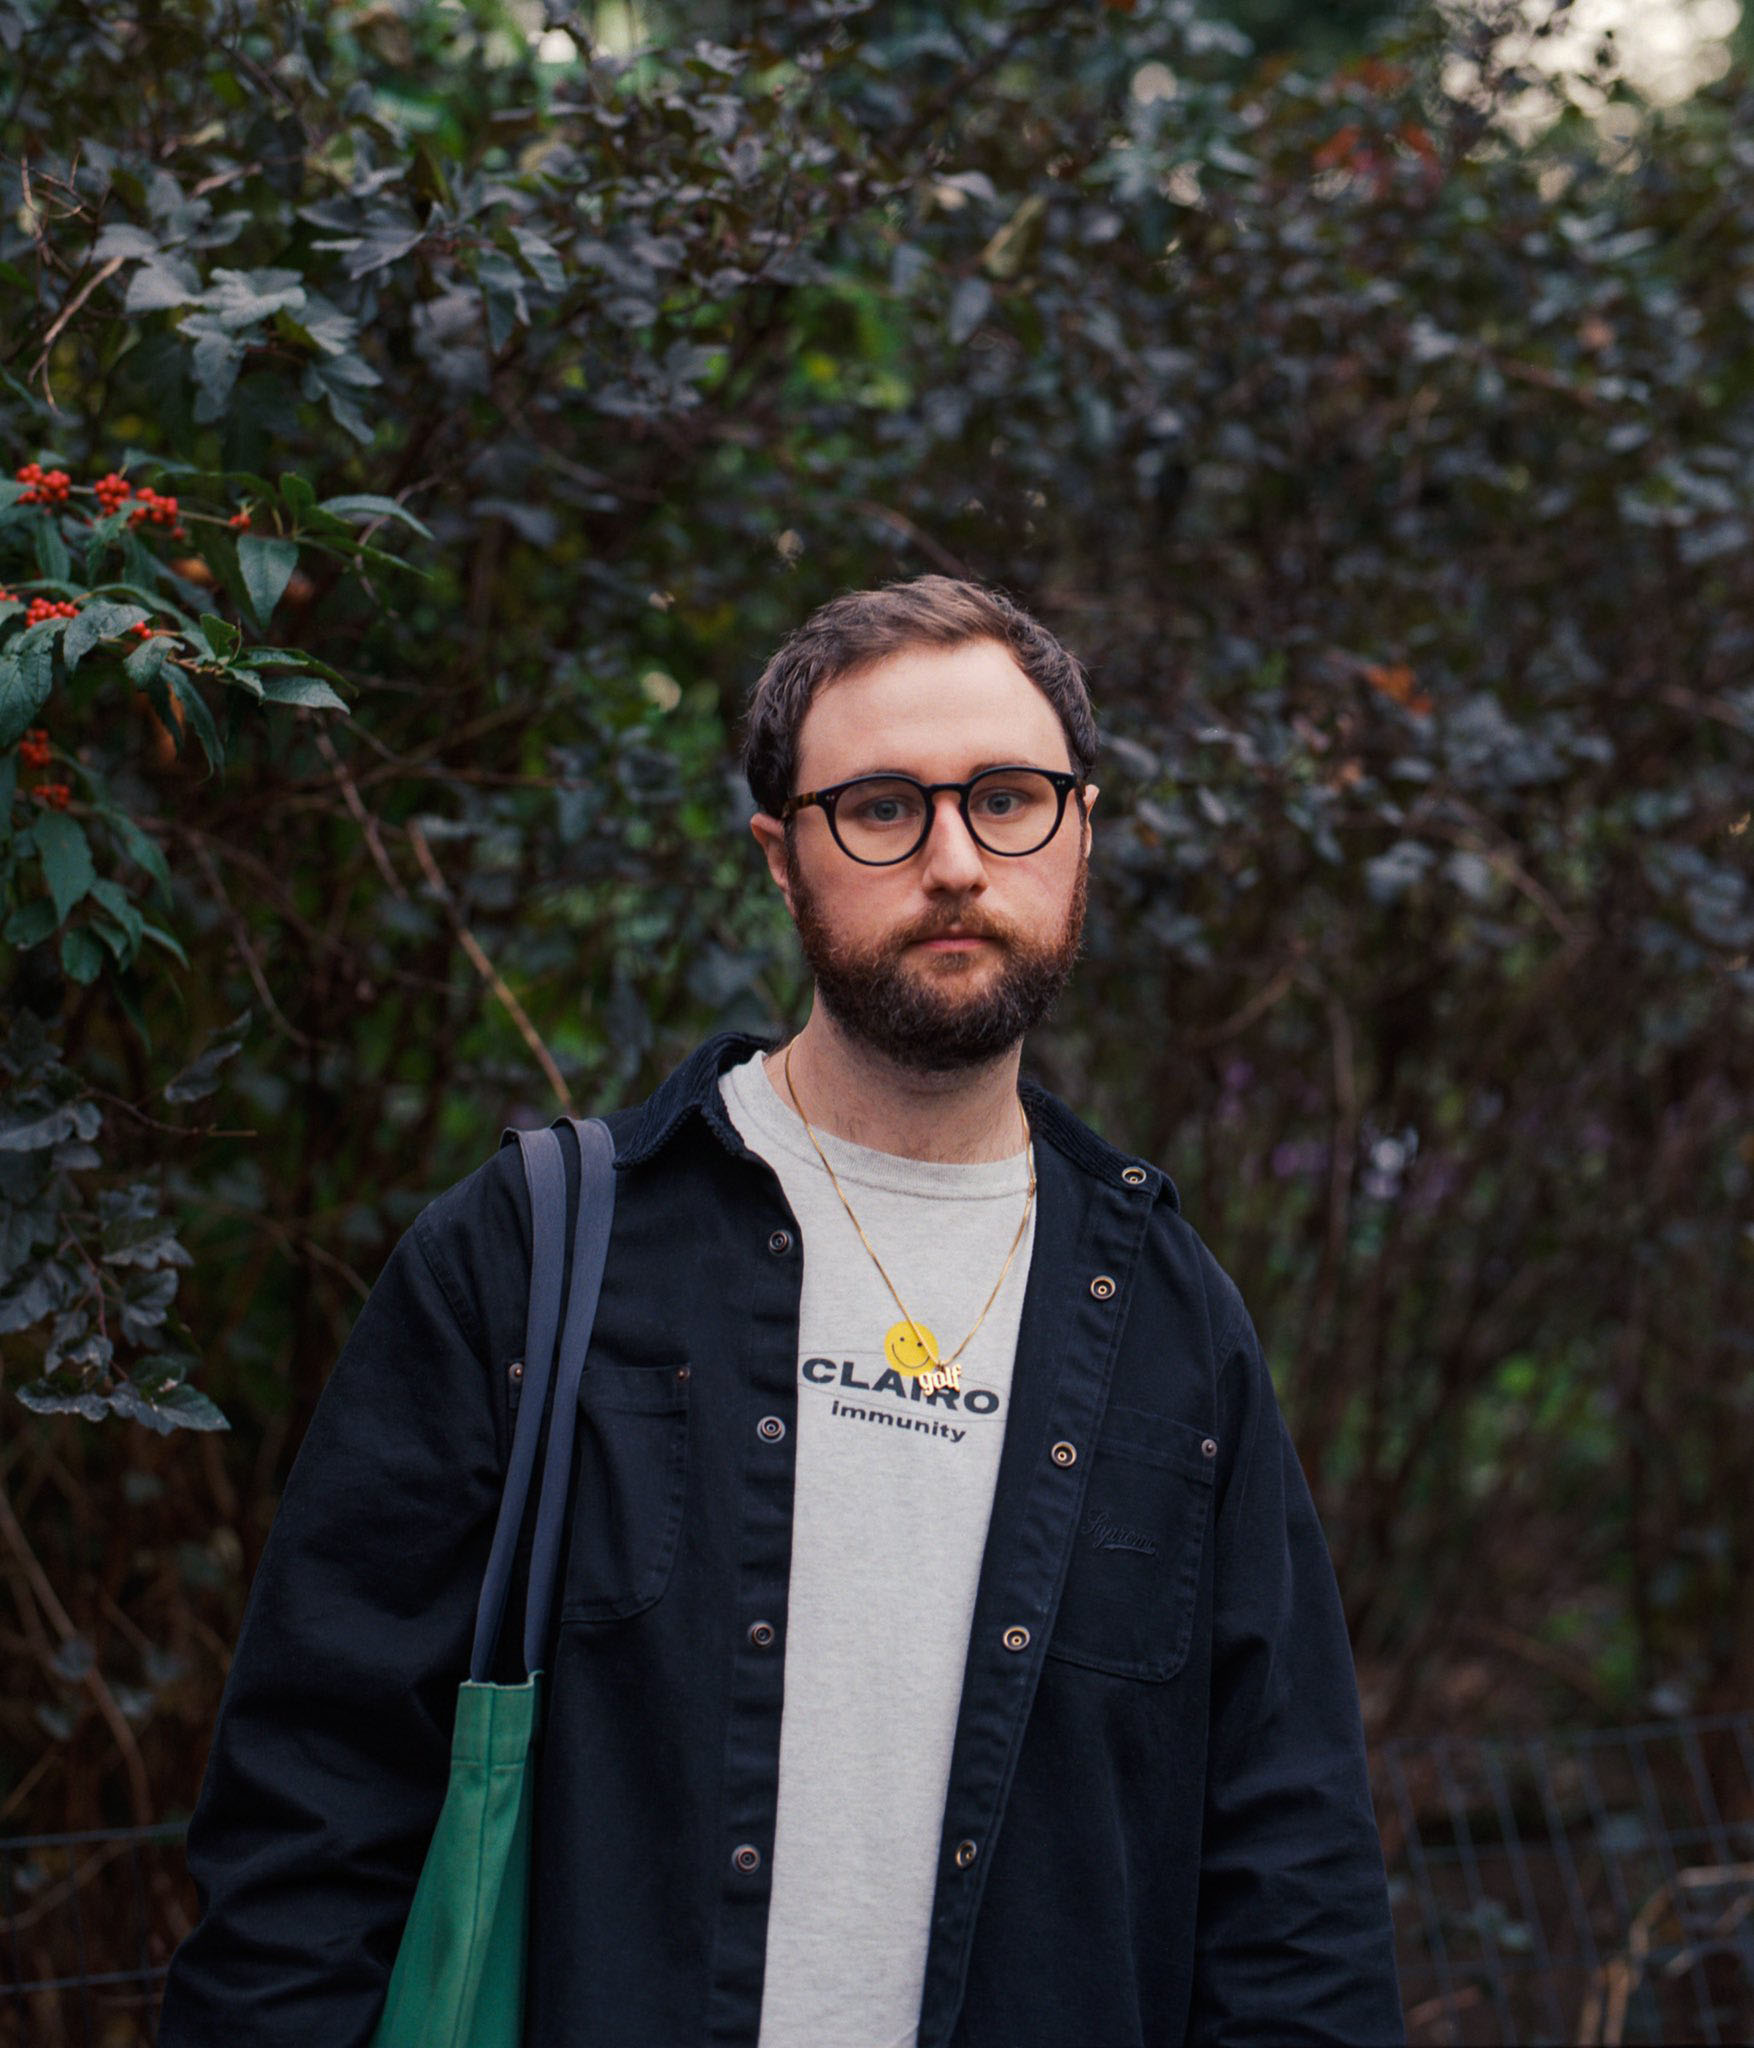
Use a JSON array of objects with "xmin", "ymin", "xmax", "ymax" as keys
[
  {"xmin": 1047, "ymin": 1406, "xmax": 1215, "ymax": 1682},
  {"xmin": 560, "ymin": 1363, "xmax": 691, "ymax": 1623}
]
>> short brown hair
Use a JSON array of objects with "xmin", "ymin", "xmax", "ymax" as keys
[{"xmin": 740, "ymin": 574, "xmax": 1099, "ymax": 818}]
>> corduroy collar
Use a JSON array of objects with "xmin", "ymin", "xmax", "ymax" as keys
[{"xmin": 615, "ymin": 1031, "xmax": 1178, "ymax": 1214}]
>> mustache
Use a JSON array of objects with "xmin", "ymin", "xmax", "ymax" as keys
[{"xmin": 893, "ymin": 906, "xmax": 1015, "ymax": 948}]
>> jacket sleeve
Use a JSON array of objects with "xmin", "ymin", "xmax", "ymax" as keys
[
  {"xmin": 1189, "ymin": 1295, "xmax": 1405, "ymax": 2047},
  {"xmin": 157, "ymin": 1189, "xmax": 512, "ymax": 2046}
]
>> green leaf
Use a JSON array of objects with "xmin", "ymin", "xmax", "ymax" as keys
[
  {"xmin": 64, "ymin": 601, "xmax": 148, "ymax": 671},
  {"xmin": 32, "ymin": 810, "xmax": 95, "ymax": 924},
  {"xmin": 90, "ymin": 877, "xmax": 144, "ymax": 950},
  {"xmin": 256, "ymin": 673, "xmax": 348, "ymax": 713},
  {"xmin": 110, "ymin": 1379, "xmax": 229, "ymax": 1434},
  {"xmin": 279, "ymin": 472, "xmax": 317, "ymax": 522},
  {"xmin": 3, "ymin": 899, "xmax": 57, "ymax": 948},
  {"xmin": 236, "ymin": 534, "xmax": 299, "ymax": 628},
  {"xmin": 164, "ymin": 1013, "xmax": 249, "ymax": 1102},
  {"xmin": 60, "ymin": 926, "xmax": 107, "ymax": 983},
  {"xmin": 317, "ymin": 493, "xmax": 433, "ymax": 539},
  {"xmin": 0, "ymin": 641, "xmax": 54, "ymax": 749},
  {"xmin": 34, "ymin": 515, "xmax": 71, "ymax": 582},
  {"xmin": 103, "ymin": 809, "xmax": 172, "ymax": 908},
  {"xmin": 124, "ymin": 633, "xmax": 174, "ymax": 687},
  {"xmin": 195, "ymin": 614, "xmax": 241, "ymax": 661},
  {"xmin": 140, "ymin": 922, "xmax": 189, "ymax": 967},
  {"xmin": 169, "ymin": 672, "xmax": 226, "ymax": 772},
  {"xmin": 247, "ymin": 646, "xmax": 348, "ymax": 683},
  {"xmin": 91, "ymin": 918, "xmax": 136, "ymax": 964},
  {"xmin": 17, "ymin": 1374, "xmax": 111, "ymax": 1422}
]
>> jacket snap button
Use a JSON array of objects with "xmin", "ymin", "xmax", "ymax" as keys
[
  {"xmin": 1090, "ymin": 1275, "xmax": 1116, "ymax": 1300},
  {"xmin": 508, "ymin": 1361, "xmax": 523, "ymax": 1382},
  {"xmin": 1202, "ymin": 1437, "xmax": 1218, "ymax": 1459},
  {"xmin": 1002, "ymin": 1625, "xmax": 1031, "ymax": 1652},
  {"xmin": 767, "ymin": 1229, "xmax": 792, "ymax": 1255},
  {"xmin": 675, "ymin": 1366, "xmax": 691, "ymax": 1382},
  {"xmin": 732, "ymin": 1844, "xmax": 762, "ymax": 1874},
  {"xmin": 748, "ymin": 1620, "xmax": 776, "ymax": 1648},
  {"xmin": 954, "ymin": 1838, "xmax": 979, "ymax": 1870},
  {"xmin": 757, "ymin": 1414, "xmax": 786, "ymax": 1442},
  {"xmin": 1122, "ymin": 1166, "xmax": 1147, "ymax": 1185},
  {"xmin": 1050, "ymin": 1440, "xmax": 1077, "ymax": 1468}
]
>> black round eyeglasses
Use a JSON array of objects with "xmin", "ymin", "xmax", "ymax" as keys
[{"xmin": 779, "ymin": 765, "xmax": 1084, "ymax": 867}]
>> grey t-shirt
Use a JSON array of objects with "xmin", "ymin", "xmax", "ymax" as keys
[{"xmin": 719, "ymin": 1051, "xmax": 1037, "ymax": 2048}]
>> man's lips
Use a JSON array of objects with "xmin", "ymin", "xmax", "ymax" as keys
[{"xmin": 913, "ymin": 931, "xmax": 993, "ymax": 951}]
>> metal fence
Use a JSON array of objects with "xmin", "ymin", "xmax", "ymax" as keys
[
  {"xmin": 2, "ymin": 1821, "xmax": 186, "ymax": 2048},
  {"xmin": 1378, "ymin": 1712, "xmax": 1754, "ymax": 2045},
  {"xmin": 6, "ymin": 1714, "xmax": 1754, "ymax": 2046}
]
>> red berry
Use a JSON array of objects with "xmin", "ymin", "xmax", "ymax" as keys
[{"xmin": 31, "ymin": 783, "xmax": 72, "ymax": 810}]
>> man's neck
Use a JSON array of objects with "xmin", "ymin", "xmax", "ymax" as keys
[{"xmin": 762, "ymin": 1012, "xmax": 1027, "ymax": 1164}]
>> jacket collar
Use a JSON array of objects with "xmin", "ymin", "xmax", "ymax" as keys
[{"xmin": 616, "ymin": 1031, "xmax": 1179, "ymax": 1214}]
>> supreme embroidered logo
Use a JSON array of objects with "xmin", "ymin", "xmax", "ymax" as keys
[{"xmin": 1082, "ymin": 1508, "xmax": 1158, "ymax": 1557}]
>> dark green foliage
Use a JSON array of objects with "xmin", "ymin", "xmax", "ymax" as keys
[{"xmin": 0, "ymin": 0, "xmax": 1749, "ymax": 1872}]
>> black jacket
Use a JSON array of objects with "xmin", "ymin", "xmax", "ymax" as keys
[{"xmin": 159, "ymin": 1032, "xmax": 1403, "ymax": 2047}]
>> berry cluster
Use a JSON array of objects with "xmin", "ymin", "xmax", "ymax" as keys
[
  {"xmin": 26, "ymin": 596, "xmax": 81, "ymax": 626},
  {"xmin": 15, "ymin": 462, "xmax": 72, "ymax": 506},
  {"xmin": 129, "ymin": 487, "xmax": 186, "ymax": 540},
  {"xmin": 14, "ymin": 725, "xmax": 70, "ymax": 808},
  {"xmin": 129, "ymin": 619, "xmax": 168, "ymax": 640},
  {"xmin": 93, "ymin": 470, "xmax": 133, "ymax": 516}
]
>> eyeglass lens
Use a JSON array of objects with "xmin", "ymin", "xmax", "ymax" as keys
[{"xmin": 832, "ymin": 769, "xmax": 1063, "ymax": 863}]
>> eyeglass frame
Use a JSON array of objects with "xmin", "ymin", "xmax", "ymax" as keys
[{"xmin": 778, "ymin": 764, "xmax": 1087, "ymax": 867}]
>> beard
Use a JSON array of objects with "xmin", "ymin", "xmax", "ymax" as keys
[{"xmin": 786, "ymin": 846, "xmax": 1088, "ymax": 1075}]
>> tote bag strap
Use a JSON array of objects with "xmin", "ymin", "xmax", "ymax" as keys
[{"xmin": 468, "ymin": 1115, "xmax": 616, "ymax": 1683}]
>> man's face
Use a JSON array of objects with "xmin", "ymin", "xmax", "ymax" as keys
[{"xmin": 750, "ymin": 638, "xmax": 1097, "ymax": 1074}]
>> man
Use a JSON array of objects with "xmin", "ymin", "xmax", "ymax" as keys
[{"xmin": 160, "ymin": 576, "xmax": 1403, "ymax": 2046}]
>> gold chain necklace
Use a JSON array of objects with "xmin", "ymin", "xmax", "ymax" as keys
[{"xmin": 782, "ymin": 1041, "xmax": 1036, "ymax": 1385}]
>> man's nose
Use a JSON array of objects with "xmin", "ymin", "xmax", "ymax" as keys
[{"xmin": 917, "ymin": 791, "xmax": 987, "ymax": 891}]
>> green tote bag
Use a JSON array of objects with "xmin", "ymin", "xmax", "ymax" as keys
[{"xmin": 370, "ymin": 1114, "xmax": 616, "ymax": 2048}]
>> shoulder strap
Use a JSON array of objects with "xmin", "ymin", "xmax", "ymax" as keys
[
  {"xmin": 522, "ymin": 1115, "xmax": 615, "ymax": 1673},
  {"xmin": 469, "ymin": 1116, "xmax": 615, "ymax": 1682}
]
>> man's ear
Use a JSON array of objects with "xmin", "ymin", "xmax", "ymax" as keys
[
  {"xmin": 749, "ymin": 811, "xmax": 797, "ymax": 914},
  {"xmin": 1080, "ymin": 782, "xmax": 1100, "ymax": 841}
]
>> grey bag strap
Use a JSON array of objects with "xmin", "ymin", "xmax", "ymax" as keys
[{"xmin": 469, "ymin": 1115, "xmax": 616, "ymax": 1683}]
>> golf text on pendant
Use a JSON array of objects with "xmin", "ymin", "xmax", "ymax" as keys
[
  {"xmin": 783, "ymin": 1042, "xmax": 1035, "ymax": 1398},
  {"xmin": 883, "ymin": 1320, "xmax": 962, "ymax": 1396}
]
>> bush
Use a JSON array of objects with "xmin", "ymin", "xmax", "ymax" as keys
[{"xmin": 1, "ymin": 0, "xmax": 1750, "ymax": 1859}]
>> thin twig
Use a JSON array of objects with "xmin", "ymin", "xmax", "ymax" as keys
[
  {"xmin": 188, "ymin": 838, "xmax": 323, "ymax": 1050},
  {"xmin": 0, "ymin": 1481, "xmax": 154, "ymax": 1825},
  {"xmin": 311, "ymin": 725, "xmax": 409, "ymax": 899},
  {"xmin": 88, "ymin": 1086, "xmax": 257, "ymax": 1139},
  {"xmin": 181, "ymin": 1190, "xmax": 372, "ymax": 1301},
  {"xmin": 848, "ymin": 498, "xmax": 974, "ymax": 577},
  {"xmin": 0, "ymin": 1746, "xmax": 59, "ymax": 1826},
  {"xmin": 32, "ymin": 253, "xmax": 124, "ymax": 374},
  {"xmin": 1179, "ymin": 959, "xmax": 1301, "ymax": 1048},
  {"xmin": 405, "ymin": 820, "xmax": 574, "ymax": 1112}
]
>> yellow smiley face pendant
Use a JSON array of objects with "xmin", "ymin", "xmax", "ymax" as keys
[{"xmin": 883, "ymin": 1320, "xmax": 940, "ymax": 1376}]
